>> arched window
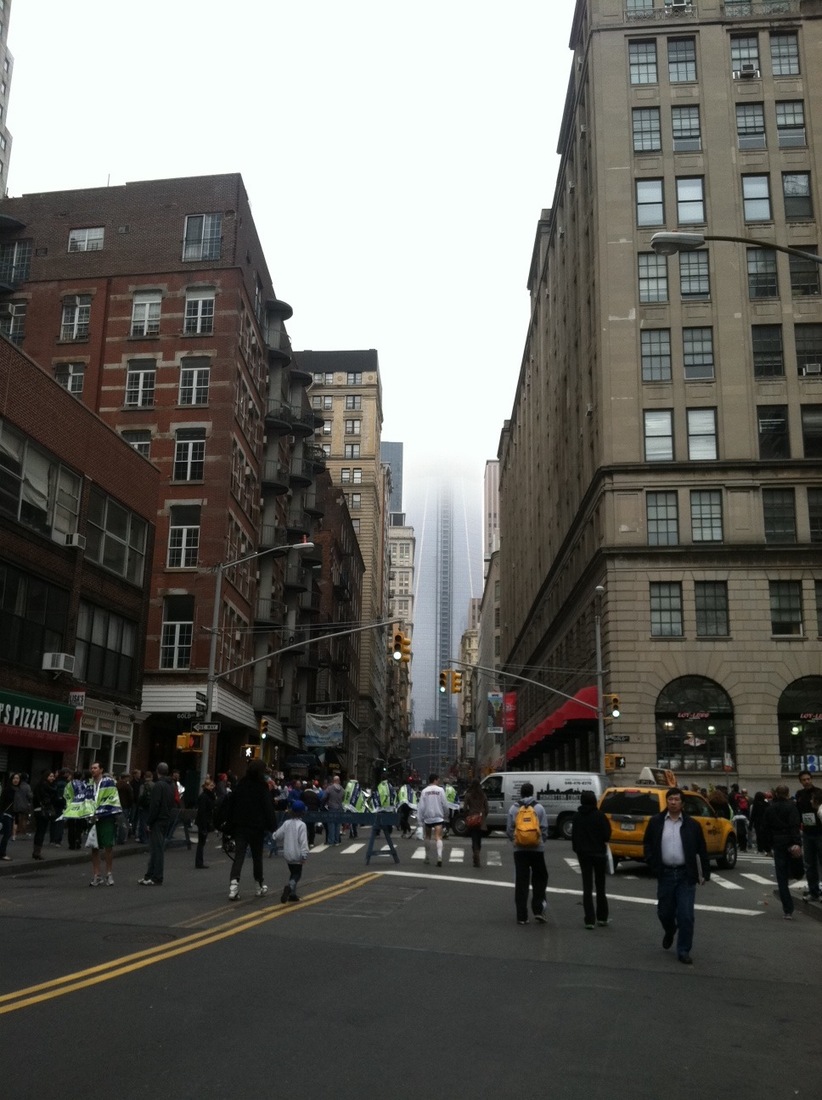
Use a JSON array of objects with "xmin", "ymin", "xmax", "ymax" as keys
[
  {"xmin": 777, "ymin": 676, "xmax": 822, "ymax": 774},
  {"xmin": 655, "ymin": 676, "xmax": 736, "ymax": 773}
]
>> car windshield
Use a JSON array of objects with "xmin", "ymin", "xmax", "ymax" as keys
[{"xmin": 601, "ymin": 791, "xmax": 660, "ymax": 816}]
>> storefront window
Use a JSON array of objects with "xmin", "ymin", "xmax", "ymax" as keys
[
  {"xmin": 778, "ymin": 676, "xmax": 822, "ymax": 774},
  {"xmin": 655, "ymin": 676, "xmax": 736, "ymax": 773}
]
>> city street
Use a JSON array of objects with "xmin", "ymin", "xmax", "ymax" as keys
[{"xmin": 1, "ymin": 830, "xmax": 819, "ymax": 1098}]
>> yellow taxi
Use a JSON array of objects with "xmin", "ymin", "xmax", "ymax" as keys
[{"xmin": 598, "ymin": 784, "xmax": 738, "ymax": 869}]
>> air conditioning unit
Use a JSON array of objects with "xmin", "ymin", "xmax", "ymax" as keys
[
  {"xmin": 66, "ymin": 533, "xmax": 86, "ymax": 550},
  {"xmin": 736, "ymin": 64, "xmax": 760, "ymax": 80},
  {"xmin": 803, "ymin": 362, "xmax": 822, "ymax": 375},
  {"xmin": 244, "ymin": 464, "xmax": 253, "ymax": 478},
  {"xmin": 670, "ymin": 0, "xmax": 690, "ymax": 9},
  {"xmin": 42, "ymin": 652, "xmax": 75, "ymax": 674},
  {"xmin": 277, "ymin": 678, "xmax": 285, "ymax": 690}
]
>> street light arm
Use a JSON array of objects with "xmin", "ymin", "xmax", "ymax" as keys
[
  {"xmin": 651, "ymin": 230, "xmax": 822, "ymax": 265},
  {"xmin": 450, "ymin": 658, "xmax": 603, "ymax": 716}
]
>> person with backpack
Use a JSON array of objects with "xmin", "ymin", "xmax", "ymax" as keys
[{"xmin": 506, "ymin": 781, "xmax": 549, "ymax": 925}]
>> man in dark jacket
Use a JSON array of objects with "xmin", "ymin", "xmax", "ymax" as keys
[
  {"xmin": 139, "ymin": 763, "xmax": 176, "ymax": 885},
  {"xmin": 227, "ymin": 758, "xmax": 277, "ymax": 901},
  {"xmin": 643, "ymin": 787, "xmax": 710, "ymax": 965},
  {"xmin": 763, "ymin": 785, "xmax": 802, "ymax": 919},
  {"xmin": 571, "ymin": 790, "xmax": 612, "ymax": 928},
  {"xmin": 795, "ymin": 770, "xmax": 822, "ymax": 902}
]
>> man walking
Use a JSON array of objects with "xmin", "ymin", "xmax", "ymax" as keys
[
  {"xmin": 571, "ymin": 790, "xmax": 612, "ymax": 928},
  {"xmin": 139, "ymin": 763, "xmax": 175, "ymax": 886},
  {"xmin": 324, "ymin": 774, "xmax": 345, "ymax": 845},
  {"xmin": 417, "ymin": 773, "xmax": 449, "ymax": 867},
  {"xmin": 88, "ymin": 761, "xmax": 121, "ymax": 887},
  {"xmin": 644, "ymin": 787, "xmax": 710, "ymax": 965},
  {"xmin": 506, "ymin": 781, "xmax": 549, "ymax": 925},
  {"xmin": 795, "ymin": 770, "xmax": 822, "ymax": 902}
]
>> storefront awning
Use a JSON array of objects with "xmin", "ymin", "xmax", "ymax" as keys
[
  {"xmin": 0, "ymin": 688, "xmax": 79, "ymax": 753},
  {"xmin": 0, "ymin": 724, "xmax": 79, "ymax": 753},
  {"xmin": 506, "ymin": 685, "xmax": 598, "ymax": 762}
]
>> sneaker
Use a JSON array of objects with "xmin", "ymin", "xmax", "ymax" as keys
[
  {"xmin": 281, "ymin": 885, "xmax": 291, "ymax": 904},
  {"xmin": 585, "ymin": 923, "xmax": 596, "ymax": 930},
  {"xmin": 255, "ymin": 883, "xmax": 268, "ymax": 898},
  {"xmin": 105, "ymin": 873, "xmax": 114, "ymax": 886},
  {"xmin": 138, "ymin": 877, "xmax": 154, "ymax": 885},
  {"xmin": 535, "ymin": 901, "xmax": 547, "ymax": 923},
  {"xmin": 784, "ymin": 912, "xmax": 795, "ymax": 920},
  {"xmin": 597, "ymin": 920, "xmax": 609, "ymax": 926},
  {"xmin": 436, "ymin": 859, "xmax": 442, "ymax": 867},
  {"xmin": 228, "ymin": 879, "xmax": 240, "ymax": 901},
  {"xmin": 517, "ymin": 920, "xmax": 528, "ymax": 925},
  {"xmin": 1, "ymin": 855, "xmax": 11, "ymax": 861},
  {"xmin": 287, "ymin": 894, "xmax": 300, "ymax": 902},
  {"xmin": 89, "ymin": 875, "xmax": 103, "ymax": 887}
]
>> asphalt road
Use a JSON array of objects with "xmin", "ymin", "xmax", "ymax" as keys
[{"xmin": 1, "ymin": 831, "xmax": 819, "ymax": 1099}]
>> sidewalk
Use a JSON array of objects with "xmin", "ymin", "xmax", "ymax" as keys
[{"xmin": 0, "ymin": 835, "xmax": 188, "ymax": 877}]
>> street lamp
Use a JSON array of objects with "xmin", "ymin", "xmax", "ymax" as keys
[
  {"xmin": 650, "ymin": 230, "xmax": 822, "ymax": 266},
  {"xmin": 201, "ymin": 540, "xmax": 314, "ymax": 781}
]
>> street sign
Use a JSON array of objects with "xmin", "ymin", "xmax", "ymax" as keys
[
  {"xmin": 176, "ymin": 711, "xmax": 197, "ymax": 720},
  {"xmin": 606, "ymin": 735, "xmax": 631, "ymax": 743},
  {"xmin": 195, "ymin": 691, "xmax": 207, "ymax": 703},
  {"xmin": 193, "ymin": 722, "xmax": 220, "ymax": 732}
]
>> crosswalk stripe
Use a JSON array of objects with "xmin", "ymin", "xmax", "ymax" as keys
[
  {"xmin": 563, "ymin": 858, "xmax": 581, "ymax": 874},
  {"xmin": 710, "ymin": 874, "xmax": 742, "ymax": 891},
  {"xmin": 741, "ymin": 873, "xmax": 774, "ymax": 885}
]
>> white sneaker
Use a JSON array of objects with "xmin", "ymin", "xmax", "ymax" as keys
[
  {"xmin": 105, "ymin": 873, "xmax": 114, "ymax": 886},
  {"xmin": 228, "ymin": 879, "xmax": 240, "ymax": 901},
  {"xmin": 255, "ymin": 883, "xmax": 268, "ymax": 897},
  {"xmin": 89, "ymin": 875, "xmax": 103, "ymax": 887}
]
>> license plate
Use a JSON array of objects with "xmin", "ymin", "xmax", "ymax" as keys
[{"xmin": 620, "ymin": 822, "xmax": 636, "ymax": 831}]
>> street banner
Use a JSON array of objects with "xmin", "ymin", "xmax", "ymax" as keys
[
  {"xmin": 304, "ymin": 711, "xmax": 344, "ymax": 748},
  {"xmin": 503, "ymin": 691, "xmax": 517, "ymax": 732}
]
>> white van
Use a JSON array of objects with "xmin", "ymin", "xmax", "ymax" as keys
[{"xmin": 458, "ymin": 771, "xmax": 607, "ymax": 840}]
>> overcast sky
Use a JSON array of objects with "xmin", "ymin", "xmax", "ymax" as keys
[{"xmin": 7, "ymin": 0, "xmax": 576, "ymax": 495}]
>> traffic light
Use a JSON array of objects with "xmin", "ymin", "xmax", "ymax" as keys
[
  {"xmin": 451, "ymin": 671, "xmax": 463, "ymax": 694},
  {"xmin": 392, "ymin": 632, "xmax": 404, "ymax": 661},
  {"xmin": 242, "ymin": 742, "xmax": 260, "ymax": 759},
  {"xmin": 607, "ymin": 693, "xmax": 620, "ymax": 719},
  {"xmin": 604, "ymin": 753, "xmax": 616, "ymax": 771},
  {"xmin": 259, "ymin": 716, "xmax": 269, "ymax": 738},
  {"xmin": 438, "ymin": 670, "xmax": 449, "ymax": 693},
  {"xmin": 175, "ymin": 732, "xmax": 203, "ymax": 752},
  {"xmin": 401, "ymin": 633, "xmax": 412, "ymax": 663}
]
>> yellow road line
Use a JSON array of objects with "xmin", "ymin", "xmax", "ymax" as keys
[{"xmin": 0, "ymin": 872, "xmax": 379, "ymax": 1015}]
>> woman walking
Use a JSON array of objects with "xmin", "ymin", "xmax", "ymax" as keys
[
  {"xmin": 225, "ymin": 758, "xmax": 277, "ymax": 901},
  {"xmin": 571, "ymin": 790, "xmax": 612, "ymax": 929},
  {"xmin": 462, "ymin": 778, "xmax": 488, "ymax": 868},
  {"xmin": 195, "ymin": 778, "xmax": 216, "ymax": 869}
]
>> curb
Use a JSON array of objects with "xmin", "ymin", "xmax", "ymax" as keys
[{"xmin": 0, "ymin": 841, "xmax": 167, "ymax": 878}]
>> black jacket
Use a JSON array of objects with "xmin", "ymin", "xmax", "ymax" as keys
[
  {"xmin": 571, "ymin": 804, "xmax": 611, "ymax": 858},
  {"xmin": 762, "ymin": 798, "xmax": 801, "ymax": 850},
  {"xmin": 644, "ymin": 811, "xmax": 710, "ymax": 884},
  {"xmin": 195, "ymin": 788, "xmax": 216, "ymax": 833},
  {"xmin": 795, "ymin": 784, "xmax": 822, "ymax": 836},
  {"xmin": 228, "ymin": 776, "xmax": 277, "ymax": 833},
  {"xmin": 147, "ymin": 776, "xmax": 176, "ymax": 828}
]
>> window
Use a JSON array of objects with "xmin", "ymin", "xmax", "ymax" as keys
[
  {"xmin": 0, "ymin": 300, "xmax": 25, "ymax": 344},
  {"xmin": 75, "ymin": 602, "xmax": 136, "ymax": 693},
  {"xmin": 0, "ymin": 561, "xmax": 69, "ymax": 670},
  {"xmin": 783, "ymin": 173, "xmax": 813, "ymax": 221},
  {"xmin": 763, "ymin": 488, "xmax": 797, "ymax": 543},
  {"xmin": 182, "ymin": 213, "xmax": 222, "ymax": 261},
  {"xmin": 789, "ymin": 249, "xmax": 820, "ymax": 298},
  {"xmin": 313, "ymin": 372, "xmax": 334, "ymax": 385},
  {"xmin": 796, "ymin": 324, "xmax": 822, "ymax": 375},
  {"xmin": 54, "ymin": 363, "xmax": 84, "ymax": 396},
  {"xmin": 776, "ymin": 101, "xmax": 806, "ymax": 148},
  {"xmin": 340, "ymin": 467, "xmax": 351, "ymax": 483},
  {"xmin": 644, "ymin": 410, "xmax": 673, "ymax": 461},
  {"xmin": 344, "ymin": 394, "xmax": 362, "ymax": 410},
  {"xmin": 344, "ymin": 419, "xmax": 361, "ymax": 435},
  {"xmin": 127, "ymin": 291, "xmax": 160, "ymax": 337},
  {"xmin": 124, "ymin": 360, "xmax": 156, "ymax": 407},
  {"xmin": 769, "ymin": 580, "xmax": 802, "ymax": 636},
  {"xmin": 808, "ymin": 488, "xmax": 822, "ymax": 543},
  {"xmin": 68, "ymin": 227, "xmax": 104, "ymax": 252},
  {"xmin": 747, "ymin": 249, "xmax": 777, "ymax": 299},
  {"xmin": 349, "ymin": 493, "xmax": 362, "ymax": 511},
  {"xmin": 671, "ymin": 106, "xmax": 700, "ymax": 152},
  {"xmin": 174, "ymin": 428, "xmax": 206, "ymax": 480},
  {"xmin": 352, "ymin": 467, "xmax": 362, "ymax": 484},
  {"xmin": 676, "ymin": 177, "xmax": 704, "ymax": 225},
  {"xmin": 629, "ymin": 40, "xmax": 657, "ymax": 85},
  {"xmin": 770, "ymin": 32, "xmax": 799, "ymax": 77},
  {"xmin": 757, "ymin": 404, "xmax": 792, "ymax": 459},
  {"xmin": 346, "ymin": 372, "xmax": 363, "ymax": 386},
  {"xmin": 0, "ymin": 418, "xmax": 81, "ymax": 539},
  {"xmin": 344, "ymin": 443, "xmax": 360, "ymax": 459},
  {"xmin": 650, "ymin": 582, "xmax": 683, "ymax": 637},
  {"xmin": 647, "ymin": 491, "xmax": 678, "ymax": 545},
  {"xmin": 627, "ymin": 0, "xmax": 654, "ymax": 11},
  {"xmin": 161, "ymin": 595, "xmax": 194, "ymax": 669},
  {"xmin": 632, "ymin": 108, "xmax": 661, "ymax": 153},
  {"xmin": 0, "ymin": 238, "xmax": 31, "ymax": 285},
  {"xmin": 694, "ymin": 582, "xmax": 729, "ymax": 637},
  {"xmin": 120, "ymin": 430, "xmax": 151, "ymax": 458},
  {"xmin": 742, "ymin": 176, "xmax": 771, "ymax": 222},
  {"xmin": 636, "ymin": 179, "xmax": 664, "ymax": 227},
  {"xmin": 687, "ymin": 408, "xmax": 717, "ymax": 459},
  {"xmin": 679, "ymin": 253, "xmax": 709, "ymax": 300},
  {"xmin": 321, "ymin": 443, "xmax": 331, "ymax": 458},
  {"xmin": 736, "ymin": 103, "xmax": 765, "ymax": 150},
  {"xmin": 683, "ymin": 328, "xmax": 714, "ymax": 380},
  {"xmin": 731, "ymin": 35, "xmax": 760, "ymax": 73},
  {"xmin": 167, "ymin": 504, "xmax": 201, "ymax": 568},
  {"xmin": 752, "ymin": 326, "xmax": 784, "ymax": 379},
  {"xmin": 86, "ymin": 485, "xmax": 147, "ymax": 584},
  {"xmin": 351, "ymin": 518, "xmax": 360, "ymax": 535},
  {"xmin": 184, "ymin": 288, "xmax": 215, "ymax": 335},
  {"xmin": 641, "ymin": 329, "xmax": 672, "ymax": 382},
  {"xmin": 60, "ymin": 295, "xmax": 91, "ymax": 340},
  {"xmin": 668, "ymin": 38, "xmax": 696, "ymax": 83},
  {"xmin": 801, "ymin": 406, "xmax": 822, "ymax": 457},
  {"xmin": 179, "ymin": 358, "xmax": 210, "ymax": 405},
  {"xmin": 691, "ymin": 490, "xmax": 723, "ymax": 542},
  {"xmin": 638, "ymin": 252, "xmax": 668, "ymax": 303}
]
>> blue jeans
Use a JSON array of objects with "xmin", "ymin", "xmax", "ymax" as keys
[
  {"xmin": 772, "ymin": 845, "xmax": 795, "ymax": 915},
  {"xmin": 326, "ymin": 813, "xmax": 341, "ymax": 845},
  {"xmin": 656, "ymin": 867, "xmax": 697, "ymax": 957},
  {"xmin": 801, "ymin": 833, "xmax": 822, "ymax": 898}
]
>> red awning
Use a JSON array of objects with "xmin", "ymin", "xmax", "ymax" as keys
[
  {"xmin": 0, "ymin": 724, "xmax": 79, "ymax": 753},
  {"xmin": 506, "ymin": 686, "xmax": 598, "ymax": 761}
]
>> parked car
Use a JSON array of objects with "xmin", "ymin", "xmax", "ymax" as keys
[{"xmin": 599, "ymin": 785, "xmax": 738, "ymax": 869}]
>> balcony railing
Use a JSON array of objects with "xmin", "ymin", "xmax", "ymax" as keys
[
  {"xmin": 624, "ymin": 1, "xmax": 698, "ymax": 21},
  {"xmin": 721, "ymin": 0, "xmax": 798, "ymax": 15}
]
